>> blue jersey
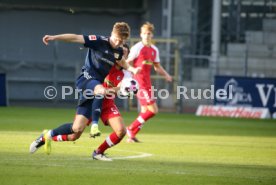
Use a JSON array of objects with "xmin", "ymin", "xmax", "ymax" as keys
[{"xmin": 82, "ymin": 35, "xmax": 123, "ymax": 83}]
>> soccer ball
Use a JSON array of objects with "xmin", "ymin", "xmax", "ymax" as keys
[{"xmin": 119, "ymin": 78, "xmax": 139, "ymax": 96}]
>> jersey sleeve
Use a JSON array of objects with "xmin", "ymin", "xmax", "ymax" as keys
[
  {"xmin": 127, "ymin": 44, "xmax": 139, "ymax": 61},
  {"xmin": 153, "ymin": 45, "xmax": 160, "ymax": 63},
  {"xmin": 83, "ymin": 35, "xmax": 102, "ymax": 49}
]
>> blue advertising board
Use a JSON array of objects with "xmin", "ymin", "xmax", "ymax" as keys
[
  {"xmin": 215, "ymin": 76, "xmax": 276, "ymax": 117},
  {"xmin": 0, "ymin": 74, "xmax": 7, "ymax": 106}
]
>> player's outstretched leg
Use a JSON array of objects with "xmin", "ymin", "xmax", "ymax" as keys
[
  {"xmin": 29, "ymin": 130, "xmax": 48, "ymax": 154},
  {"xmin": 43, "ymin": 130, "xmax": 52, "ymax": 155},
  {"xmin": 92, "ymin": 116, "xmax": 126, "ymax": 161},
  {"xmin": 93, "ymin": 132, "xmax": 122, "ymax": 161},
  {"xmin": 30, "ymin": 123, "xmax": 75, "ymax": 154}
]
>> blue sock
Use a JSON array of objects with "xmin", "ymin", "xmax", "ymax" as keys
[
  {"xmin": 91, "ymin": 95, "xmax": 104, "ymax": 125},
  {"xmin": 51, "ymin": 123, "xmax": 73, "ymax": 137}
]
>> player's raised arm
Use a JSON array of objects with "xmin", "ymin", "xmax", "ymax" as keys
[
  {"xmin": 117, "ymin": 59, "xmax": 140, "ymax": 75},
  {"xmin": 118, "ymin": 47, "xmax": 140, "ymax": 74},
  {"xmin": 125, "ymin": 56, "xmax": 134, "ymax": 66},
  {"xmin": 42, "ymin": 34, "xmax": 85, "ymax": 45}
]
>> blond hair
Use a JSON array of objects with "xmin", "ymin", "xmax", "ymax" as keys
[
  {"xmin": 112, "ymin": 22, "xmax": 131, "ymax": 39},
  {"xmin": 140, "ymin": 22, "xmax": 154, "ymax": 33}
]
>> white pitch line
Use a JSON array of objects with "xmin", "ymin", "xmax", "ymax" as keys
[
  {"xmin": 27, "ymin": 144, "xmax": 154, "ymax": 160},
  {"xmin": 111, "ymin": 152, "xmax": 153, "ymax": 160}
]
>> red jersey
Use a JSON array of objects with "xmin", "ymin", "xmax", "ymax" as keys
[
  {"xmin": 102, "ymin": 65, "xmax": 124, "ymax": 108},
  {"xmin": 128, "ymin": 41, "xmax": 160, "ymax": 89}
]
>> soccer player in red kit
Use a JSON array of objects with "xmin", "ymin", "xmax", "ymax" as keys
[
  {"xmin": 92, "ymin": 63, "xmax": 126, "ymax": 161},
  {"xmin": 126, "ymin": 22, "xmax": 173, "ymax": 143}
]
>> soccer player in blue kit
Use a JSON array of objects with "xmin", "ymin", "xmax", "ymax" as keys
[
  {"xmin": 30, "ymin": 44, "xmax": 132, "ymax": 161},
  {"xmin": 32, "ymin": 22, "xmax": 139, "ymax": 155}
]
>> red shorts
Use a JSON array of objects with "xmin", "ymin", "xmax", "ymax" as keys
[
  {"xmin": 136, "ymin": 87, "xmax": 156, "ymax": 106},
  {"xmin": 100, "ymin": 103, "xmax": 121, "ymax": 125}
]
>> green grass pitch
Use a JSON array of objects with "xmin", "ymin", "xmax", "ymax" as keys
[{"xmin": 0, "ymin": 106, "xmax": 276, "ymax": 185}]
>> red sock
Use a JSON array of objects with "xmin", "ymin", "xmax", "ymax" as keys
[
  {"xmin": 96, "ymin": 132, "xmax": 122, "ymax": 154},
  {"xmin": 52, "ymin": 135, "xmax": 68, "ymax": 141},
  {"xmin": 128, "ymin": 110, "xmax": 155, "ymax": 137},
  {"xmin": 132, "ymin": 126, "xmax": 141, "ymax": 136},
  {"xmin": 128, "ymin": 120, "xmax": 142, "ymax": 131}
]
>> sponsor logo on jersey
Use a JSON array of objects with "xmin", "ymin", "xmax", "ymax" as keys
[
  {"xmin": 142, "ymin": 60, "xmax": 153, "ymax": 65},
  {"xmin": 104, "ymin": 79, "xmax": 116, "ymax": 87},
  {"xmin": 89, "ymin": 35, "xmax": 97, "ymax": 40},
  {"xmin": 114, "ymin": 53, "xmax": 119, "ymax": 59}
]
